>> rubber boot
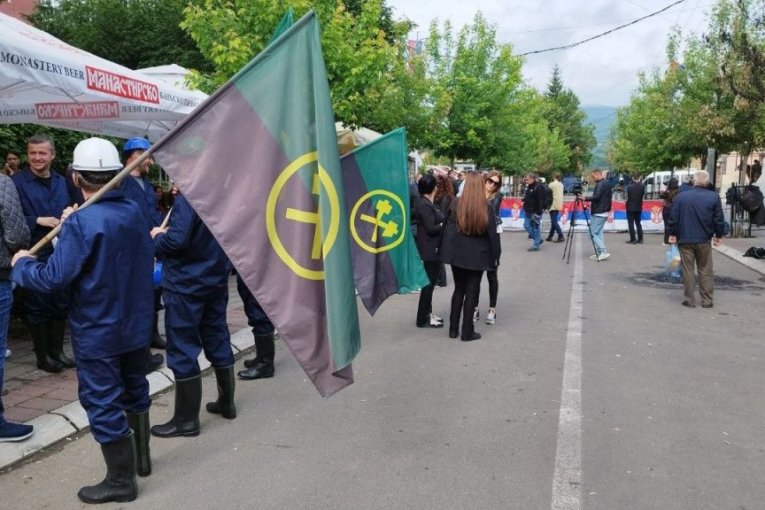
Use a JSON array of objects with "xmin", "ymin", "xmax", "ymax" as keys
[
  {"xmin": 28, "ymin": 322, "xmax": 63, "ymax": 373},
  {"xmin": 150, "ymin": 313, "xmax": 166, "ymax": 349},
  {"xmin": 150, "ymin": 375, "xmax": 201, "ymax": 438},
  {"xmin": 205, "ymin": 366, "xmax": 237, "ymax": 419},
  {"xmin": 239, "ymin": 334, "xmax": 275, "ymax": 380},
  {"xmin": 243, "ymin": 333, "xmax": 275, "ymax": 368},
  {"xmin": 48, "ymin": 319, "xmax": 76, "ymax": 368},
  {"xmin": 77, "ymin": 432, "xmax": 137, "ymax": 504},
  {"xmin": 126, "ymin": 411, "xmax": 151, "ymax": 477}
]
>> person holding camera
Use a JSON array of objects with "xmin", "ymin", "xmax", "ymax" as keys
[{"xmin": 585, "ymin": 169, "xmax": 613, "ymax": 261}]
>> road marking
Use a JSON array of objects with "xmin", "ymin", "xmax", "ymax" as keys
[{"xmin": 551, "ymin": 236, "xmax": 583, "ymax": 510}]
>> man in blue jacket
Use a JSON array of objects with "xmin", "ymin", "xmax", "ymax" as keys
[
  {"xmin": 667, "ymin": 170, "xmax": 726, "ymax": 308},
  {"xmin": 11, "ymin": 134, "xmax": 75, "ymax": 372},
  {"xmin": 150, "ymin": 192, "xmax": 236, "ymax": 438},
  {"xmin": 121, "ymin": 138, "xmax": 166, "ymax": 353},
  {"xmin": 12, "ymin": 138, "xmax": 154, "ymax": 503}
]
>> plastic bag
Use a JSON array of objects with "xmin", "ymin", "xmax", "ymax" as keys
[
  {"xmin": 664, "ymin": 244, "xmax": 681, "ymax": 277},
  {"xmin": 153, "ymin": 261, "xmax": 163, "ymax": 287}
]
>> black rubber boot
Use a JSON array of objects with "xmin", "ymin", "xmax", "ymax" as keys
[
  {"xmin": 48, "ymin": 319, "xmax": 76, "ymax": 368},
  {"xmin": 77, "ymin": 432, "xmax": 137, "ymax": 504},
  {"xmin": 146, "ymin": 348, "xmax": 164, "ymax": 373},
  {"xmin": 243, "ymin": 333, "xmax": 275, "ymax": 368},
  {"xmin": 205, "ymin": 366, "xmax": 237, "ymax": 419},
  {"xmin": 28, "ymin": 322, "xmax": 63, "ymax": 373},
  {"xmin": 239, "ymin": 334, "xmax": 275, "ymax": 379},
  {"xmin": 126, "ymin": 411, "xmax": 151, "ymax": 477},
  {"xmin": 150, "ymin": 375, "xmax": 201, "ymax": 438},
  {"xmin": 150, "ymin": 313, "xmax": 166, "ymax": 349}
]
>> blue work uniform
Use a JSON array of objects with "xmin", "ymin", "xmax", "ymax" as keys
[
  {"xmin": 236, "ymin": 274, "xmax": 274, "ymax": 336},
  {"xmin": 121, "ymin": 175, "xmax": 162, "ymax": 230},
  {"xmin": 12, "ymin": 191, "xmax": 154, "ymax": 443},
  {"xmin": 154, "ymin": 194, "xmax": 233, "ymax": 379},
  {"xmin": 11, "ymin": 168, "xmax": 72, "ymax": 324}
]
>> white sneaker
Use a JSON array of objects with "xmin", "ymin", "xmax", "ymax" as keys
[
  {"xmin": 597, "ymin": 252, "xmax": 610, "ymax": 261},
  {"xmin": 589, "ymin": 254, "xmax": 598, "ymax": 260},
  {"xmin": 486, "ymin": 310, "xmax": 496, "ymax": 325},
  {"xmin": 473, "ymin": 309, "xmax": 479, "ymax": 322},
  {"xmin": 430, "ymin": 313, "xmax": 443, "ymax": 324}
]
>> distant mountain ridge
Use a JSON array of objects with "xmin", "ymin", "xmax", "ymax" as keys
[{"xmin": 582, "ymin": 105, "xmax": 618, "ymax": 169}]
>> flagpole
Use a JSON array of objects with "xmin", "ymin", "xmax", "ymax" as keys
[
  {"xmin": 159, "ymin": 207, "xmax": 172, "ymax": 229},
  {"xmin": 28, "ymin": 150, "xmax": 154, "ymax": 255}
]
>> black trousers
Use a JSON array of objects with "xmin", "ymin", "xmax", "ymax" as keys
[
  {"xmin": 485, "ymin": 269, "xmax": 498, "ymax": 308},
  {"xmin": 417, "ymin": 261, "xmax": 441, "ymax": 326},
  {"xmin": 450, "ymin": 266, "xmax": 483, "ymax": 338},
  {"xmin": 626, "ymin": 210, "xmax": 643, "ymax": 241}
]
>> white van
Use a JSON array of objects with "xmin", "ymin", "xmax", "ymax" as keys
[{"xmin": 643, "ymin": 169, "xmax": 696, "ymax": 196}]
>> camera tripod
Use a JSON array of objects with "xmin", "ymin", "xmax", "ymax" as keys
[{"xmin": 562, "ymin": 194, "xmax": 599, "ymax": 264}]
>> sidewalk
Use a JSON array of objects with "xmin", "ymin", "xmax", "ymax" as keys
[{"xmin": 0, "ymin": 276, "xmax": 253, "ymax": 470}]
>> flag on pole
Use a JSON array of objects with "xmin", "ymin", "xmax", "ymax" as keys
[
  {"xmin": 340, "ymin": 128, "xmax": 429, "ymax": 315},
  {"xmin": 151, "ymin": 11, "xmax": 360, "ymax": 397}
]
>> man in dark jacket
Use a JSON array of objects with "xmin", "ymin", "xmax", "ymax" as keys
[
  {"xmin": 150, "ymin": 192, "xmax": 236, "ymax": 438},
  {"xmin": 585, "ymin": 169, "xmax": 613, "ymax": 261},
  {"xmin": 0, "ymin": 173, "xmax": 31, "ymax": 442},
  {"xmin": 667, "ymin": 170, "xmax": 725, "ymax": 308},
  {"xmin": 12, "ymin": 138, "xmax": 154, "ymax": 503},
  {"xmin": 522, "ymin": 173, "xmax": 546, "ymax": 251},
  {"xmin": 625, "ymin": 176, "xmax": 645, "ymax": 244},
  {"xmin": 11, "ymin": 134, "xmax": 74, "ymax": 372}
]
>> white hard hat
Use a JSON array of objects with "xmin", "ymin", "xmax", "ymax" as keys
[{"xmin": 72, "ymin": 138, "xmax": 123, "ymax": 172}]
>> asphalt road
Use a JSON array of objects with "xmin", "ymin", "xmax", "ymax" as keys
[{"xmin": 1, "ymin": 231, "xmax": 763, "ymax": 510}]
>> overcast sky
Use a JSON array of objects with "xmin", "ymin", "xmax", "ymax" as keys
[{"xmin": 386, "ymin": 0, "xmax": 713, "ymax": 107}]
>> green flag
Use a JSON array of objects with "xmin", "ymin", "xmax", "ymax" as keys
[
  {"xmin": 340, "ymin": 128, "xmax": 429, "ymax": 315},
  {"xmin": 152, "ymin": 11, "xmax": 360, "ymax": 397}
]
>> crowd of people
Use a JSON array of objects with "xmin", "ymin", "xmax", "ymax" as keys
[
  {"xmin": 0, "ymin": 135, "xmax": 733, "ymax": 503},
  {"xmin": 0, "ymin": 134, "xmax": 278, "ymax": 504}
]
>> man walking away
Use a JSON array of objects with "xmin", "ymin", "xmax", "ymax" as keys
[
  {"xmin": 667, "ymin": 170, "xmax": 725, "ymax": 308},
  {"xmin": 585, "ymin": 169, "xmax": 613, "ymax": 261},
  {"xmin": 546, "ymin": 173, "xmax": 565, "ymax": 243},
  {"xmin": 625, "ymin": 175, "xmax": 645, "ymax": 244}
]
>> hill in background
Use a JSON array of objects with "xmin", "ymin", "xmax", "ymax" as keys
[{"xmin": 582, "ymin": 106, "xmax": 617, "ymax": 170}]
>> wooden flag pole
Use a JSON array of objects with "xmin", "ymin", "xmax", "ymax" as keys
[
  {"xmin": 28, "ymin": 150, "xmax": 155, "ymax": 256},
  {"xmin": 159, "ymin": 207, "xmax": 172, "ymax": 230}
]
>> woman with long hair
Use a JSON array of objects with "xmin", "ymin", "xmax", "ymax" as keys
[
  {"xmin": 476, "ymin": 170, "xmax": 503, "ymax": 325},
  {"xmin": 413, "ymin": 174, "xmax": 445, "ymax": 328},
  {"xmin": 439, "ymin": 173, "xmax": 501, "ymax": 341},
  {"xmin": 661, "ymin": 177, "xmax": 680, "ymax": 244},
  {"xmin": 433, "ymin": 173, "xmax": 455, "ymax": 287}
]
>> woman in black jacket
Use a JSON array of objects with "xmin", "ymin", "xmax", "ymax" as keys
[
  {"xmin": 440, "ymin": 173, "xmax": 501, "ymax": 341},
  {"xmin": 413, "ymin": 174, "xmax": 445, "ymax": 328}
]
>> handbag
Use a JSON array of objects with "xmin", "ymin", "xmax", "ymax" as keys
[{"xmin": 664, "ymin": 244, "xmax": 681, "ymax": 277}]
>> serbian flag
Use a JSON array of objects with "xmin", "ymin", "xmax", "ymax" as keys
[
  {"xmin": 151, "ymin": 11, "xmax": 360, "ymax": 397},
  {"xmin": 340, "ymin": 128, "xmax": 429, "ymax": 315}
]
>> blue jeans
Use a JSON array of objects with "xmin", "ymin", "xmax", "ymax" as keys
[
  {"xmin": 548, "ymin": 210, "xmax": 564, "ymax": 239},
  {"xmin": 589, "ymin": 215, "xmax": 608, "ymax": 255},
  {"xmin": 0, "ymin": 280, "xmax": 11, "ymax": 426},
  {"xmin": 524, "ymin": 215, "xmax": 542, "ymax": 248}
]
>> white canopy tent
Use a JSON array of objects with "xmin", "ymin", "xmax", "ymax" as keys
[{"xmin": 0, "ymin": 13, "xmax": 207, "ymax": 140}]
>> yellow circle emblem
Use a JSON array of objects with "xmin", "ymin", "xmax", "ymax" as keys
[
  {"xmin": 265, "ymin": 152, "xmax": 340, "ymax": 281},
  {"xmin": 350, "ymin": 189, "xmax": 406, "ymax": 254}
]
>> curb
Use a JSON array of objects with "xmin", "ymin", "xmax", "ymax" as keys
[
  {"xmin": 0, "ymin": 327, "xmax": 254, "ymax": 472},
  {"xmin": 713, "ymin": 244, "xmax": 765, "ymax": 277}
]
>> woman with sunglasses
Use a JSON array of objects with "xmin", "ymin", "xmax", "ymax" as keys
[
  {"xmin": 439, "ymin": 173, "xmax": 501, "ymax": 341},
  {"xmin": 474, "ymin": 170, "xmax": 504, "ymax": 325}
]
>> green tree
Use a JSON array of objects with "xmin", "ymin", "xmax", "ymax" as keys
[
  {"xmin": 28, "ymin": 0, "xmax": 213, "ymax": 71},
  {"xmin": 181, "ymin": 0, "xmax": 416, "ymax": 130},
  {"xmin": 421, "ymin": 12, "xmax": 525, "ymax": 169},
  {"xmin": 543, "ymin": 65, "xmax": 596, "ymax": 174}
]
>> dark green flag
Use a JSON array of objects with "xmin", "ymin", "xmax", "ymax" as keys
[
  {"xmin": 341, "ymin": 128, "xmax": 429, "ymax": 315},
  {"xmin": 152, "ymin": 11, "xmax": 360, "ymax": 397}
]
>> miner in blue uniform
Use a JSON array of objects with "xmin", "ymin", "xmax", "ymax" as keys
[
  {"xmin": 11, "ymin": 134, "xmax": 75, "ymax": 373},
  {"xmin": 12, "ymin": 138, "xmax": 154, "ymax": 504},
  {"xmin": 150, "ymin": 191, "xmax": 236, "ymax": 438},
  {"xmin": 121, "ymin": 137, "xmax": 166, "ymax": 352},
  {"xmin": 236, "ymin": 274, "xmax": 277, "ymax": 380}
]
